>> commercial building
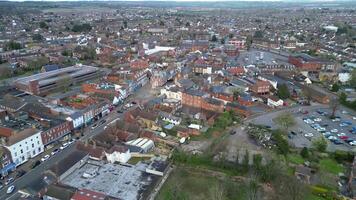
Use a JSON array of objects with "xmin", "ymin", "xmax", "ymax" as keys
[
  {"xmin": 14, "ymin": 64, "xmax": 102, "ymax": 95},
  {"xmin": 4, "ymin": 128, "xmax": 44, "ymax": 166}
]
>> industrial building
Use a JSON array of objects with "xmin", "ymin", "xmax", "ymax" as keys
[{"xmin": 14, "ymin": 64, "xmax": 102, "ymax": 96}]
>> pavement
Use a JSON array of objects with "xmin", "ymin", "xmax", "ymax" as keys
[
  {"xmin": 0, "ymin": 83, "xmax": 154, "ymax": 199},
  {"xmin": 246, "ymin": 103, "xmax": 356, "ymax": 152}
]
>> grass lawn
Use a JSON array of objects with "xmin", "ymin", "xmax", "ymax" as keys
[
  {"xmin": 319, "ymin": 158, "xmax": 344, "ymax": 175},
  {"xmin": 157, "ymin": 167, "xmax": 248, "ymax": 200},
  {"xmin": 287, "ymin": 154, "xmax": 305, "ymax": 165},
  {"xmin": 127, "ymin": 157, "xmax": 151, "ymax": 165},
  {"xmin": 307, "ymin": 194, "xmax": 325, "ymax": 200}
]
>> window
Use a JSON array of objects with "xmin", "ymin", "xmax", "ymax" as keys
[
  {"xmin": 20, "ymin": 149, "xmax": 23, "ymax": 154},
  {"xmin": 38, "ymin": 147, "xmax": 41, "ymax": 152},
  {"xmin": 32, "ymin": 144, "xmax": 34, "ymax": 148}
]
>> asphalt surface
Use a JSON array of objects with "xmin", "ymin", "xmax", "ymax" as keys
[{"xmin": 247, "ymin": 104, "xmax": 356, "ymax": 152}]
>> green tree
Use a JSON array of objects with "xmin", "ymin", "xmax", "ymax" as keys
[
  {"xmin": 313, "ymin": 137, "xmax": 327, "ymax": 152},
  {"xmin": 331, "ymin": 83, "xmax": 340, "ymax": 92},
  {"xmin": 300, "ymin": 147, "xmax": 309, "ymax": 159},
  {"xmin": 246, "ymin": 35, "xmax": 253, "ymax": 49},
  {"xmin": 277, "ymin": 84, "xmax": 290, "ymax": 99},
  {"xmin": 229, "ymin": 33, "xmax": 234, "ymax": 39},
  {"xmin": 39, "ymin": 21, "xmax": 49, "ymax": 29},
  {"xmin": 72, "ymin": 23, "xmax": 92, "ymax": 32},
  {"xmin": 5, "ymin": 40, "xmax": 22, "ymax": 51},
  {"xmin": 340, "ymin": 92, "xmax": 347, "ymax": 103},
  {"xmin": 220, "ymin": 38, "xmax": 225, "ymax": 44},
  {"xmin": 123, "ymin": 21, "xmax": 128, "ymax": 29},
  {"xmin": 185, "ymin": 22, "xmax": 190, "ymax": 27},
  {"xmin": 274, "ymin": 112, "xmax": 295, "ymax": 132},
  {"xmin": 211, "ymin": 35, "xmax": 217, "ymax": 42},
  {"xmin": 350, "ymin": 69, "xmax": 356, "ymax": 88},
  {"xmin": 32, "ymin": 34, "xmax": 43, "ymax": 41},
  {"xmin": 273, "ymin": 130, "xmax": 289, "ymax": 155},
  {"xmin": 253, "ymin": 30, "xmax": 263, "ymax": 38}
]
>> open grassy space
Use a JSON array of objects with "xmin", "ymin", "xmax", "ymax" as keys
[
  {"xmin": 319, "ymin": 158, "xmax": 344, "ymax": 175},
  {"xmin": 157, "ymin": 167, "xmax": 249, "ymax": 200},
  {"xmin": 287, "ymin": 153, "xmax": 305, "ymax": 165}
]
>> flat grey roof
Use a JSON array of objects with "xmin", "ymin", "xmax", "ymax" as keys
[
  {"xmin": 15, "ymin": 65, "xmax": 99, "ymax": 86},
  {"xmin": 61, "ymin": 160, "xmax": 157, "ymax": 200}
]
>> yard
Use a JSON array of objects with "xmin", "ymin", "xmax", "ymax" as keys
[{"xmin": 156, "ymin": 167, "xmax": 249, "ymax": 200}]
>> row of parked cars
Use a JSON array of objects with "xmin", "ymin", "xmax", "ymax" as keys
[
  {"xmin": 40, "ymin": 139, "xmax": 75, "ymax": 162},
  {"xmin": 303, "ymin": 110, "xmax": 355, "ymax": 145}
]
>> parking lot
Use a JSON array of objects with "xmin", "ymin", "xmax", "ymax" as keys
[
  {"xmin": 248, "ymin": 104, "xmax": 356, "ymax": 152},
  {"xmin": 290, "ymin": 107, "xmax": 356, "ymax": 151}
]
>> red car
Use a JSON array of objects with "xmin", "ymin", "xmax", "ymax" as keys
[{"xmin": 339, "ymin": 136, "xmax": 349, "ymax": 140}]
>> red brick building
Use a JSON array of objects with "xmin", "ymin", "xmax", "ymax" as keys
[
  {"xmin": 40, "ymin": 121, "xmax": 72, "ymax": 145},
  {"xmin": 202, "ymin": 97, "xmax": 224, "ymax": 113},
  {"xmin": 250, "ymin": 80, "xmax": 270, "ymax": 95},
  {"xmin": 130, "ymin": 59, "xmax": 149, "ymax": 70},
  {"xmin": 182, "ymin": 90, "xmax": 208, "ymax": 109},
  {"xmin": 288, "ymin": 54, "xmax": 322, "ymax": 72}
]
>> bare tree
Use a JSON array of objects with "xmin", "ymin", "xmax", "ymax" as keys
[
  {"xmin": 246, "ymin": 177, "xmax": 261, "ymax": 200},
  {"xmin": 329, "ymin": 96, "xmax": 339, "ymax": 118},
  {"xmin": 274, "ymin": 112, "xmax": 295, "ymax": 133},
  {"xmin": 273, "ymin": 175, "xmax": 307, "ymax": 200},
  {"xmin": 209, "ymin": 182, "xmax": 226, "ymax": 200}
]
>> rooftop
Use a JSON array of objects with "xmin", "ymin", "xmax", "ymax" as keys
[{"xmin": 61, "ymin": 160, "xmax": 162, "ymax": 200}]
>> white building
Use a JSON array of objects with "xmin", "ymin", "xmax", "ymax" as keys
[
  {"xmin": 5, "ymin": 128, "xmax": 44, "ymax": 166},
  {"xmin": 160, "ymin": 87, "xmax": 182, "ymax": 101},
  {"xmin": 338, "ymin": 73, "xmax": 351, "ymax": 84},
  {"xmin": 267, "ymin": 96, "xmax": 284, "ymax": 108},
  {"xmin": 105, "ymin": 146, "xmax": 131, "ymax": 164},
  {"xmin": 66, "ymin": 112, "xmax": 84, "ymax": 129},
  {"xmin": 125, "ymin": 138, "xmax": 155, "ymax": 153}
]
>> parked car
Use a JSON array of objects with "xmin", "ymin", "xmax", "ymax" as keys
[
  {"xmin": 16, "ymin": 170, "xmax": 26, "ymax": 178},
  {"xmin": 5, "ymin": 177, "xmax": 14, "ymax": 185},
  {"xmin": 7, "ymin": 185, "xmax": 15, "ymax": 194},
  {"xmin": 331, "ymin": 129, "xmax": 338, "ymax": 133},
  {"xmin": 314, "ymin": 118, "xmax": 322, "ymax": 122},
  {"xmin": 328, "ymin": 136, "xmax": 338, "ymax": 141},
  {"xmin": 337, "ymin": 133, "xmax": 346, "ymax": 137},
  {"xmin": 31, "ymin": 160, "xmax": 41, "ymax": 169},
  {"xmin": 100, "ymin": 120, "xmax": 106, "ymax": 125},
  {"xmin": 333, "ymin": 140, "xmax": 343, "ymax": 145},
  {"xmin": 350, "ymin": 141, "xmax": 356, "ymax": 146},
  {"xmin": 60, "ymin": 142, "xmax": 69, "ymax": 150},
  {"xmin": 0, "ymin": 183, "xmax": 3, "ymax": 190},
  {"xmin": 68, "ymin": 139, "xmax": 76, "ymax": 144},
  {"xmin": 117, "ymin": 110, "xmax": 123, "ymax": 113},
  {"xmin": 304, "ymin": 133, "xmax": 313, "ymax": 138},
  {"xmin": 41, "ymin": 155, "xmax": 50, "ymax": 162},
  {"xmin": 339, "ymin": 136, "xmax": 349, "ymax": 140},
  {"xmin": 51, "ymin": 149, "xmax": 59, "ymax": 156},
  {"xmin": 91, "ymin": 124, "xmax": 98, "ymax": 130}
]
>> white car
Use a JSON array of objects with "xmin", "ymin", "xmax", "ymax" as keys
[
  {"xmin": 6, "ymin": 185, "xmax": 15, "ymax": 194},
  {"xmin": 328, "ymin": 136, "xmax": 337, "ymax": 140},
  {"xmin": 353, "ymin": 116, "xmax": 356, "ymax": 120},
  {"xmin": 41, "ymin": 155, "xmax": 50, "ymax": 162},
  {"xmin": 337, "ymin": 133, "xmax": 346, "ymax": 137},
  {"xmin": 314, "ymin": 118, "xmax": 322, "ymax": 122},
  {"xmin": 304, "ymin": 133, "xmax": 313, "ymax": 137},
  {"xmin": 60, "ymin": 143, "xmax": 69, "ymax": 150},
  {"xmin": 350, "ymin": 141, "xmax": 356, "ymax": 146},
  {"xmin": 332, "ymin": 118, "xmax": 341, "ymax": 122},
  {"xmin": 331, "ymin": 129, "xmax": 338, "ymax": 133}
]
